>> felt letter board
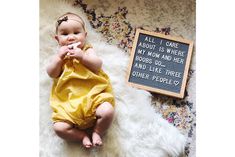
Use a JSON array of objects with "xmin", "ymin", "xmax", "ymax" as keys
[{"xmin": 126, "ymin": 29, "xmax": 193, "ymax": 98}]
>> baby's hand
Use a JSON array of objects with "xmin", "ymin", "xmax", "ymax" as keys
[
  {"xmin": 66, "ymin": 47, "xmax": 84, "ymax": 60},
  {"xmin": 66, "ymin": 42, "xmax": 83, "ymax": 60},
  {"xmin": 58, "ymin": 46, "xmax": 69, "ymax": 60}
]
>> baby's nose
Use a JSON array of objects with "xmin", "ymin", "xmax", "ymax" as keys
[{"xmin": 67, "ymin": 34, "xmax": 75, "ymax": 41}]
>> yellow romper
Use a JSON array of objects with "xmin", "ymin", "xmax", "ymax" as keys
[{"xmin": 50, "ymin": 44, "xmax": 115, "ymax": 129}]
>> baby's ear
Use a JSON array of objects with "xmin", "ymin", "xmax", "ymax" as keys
[{"xmin": 55, "ymin": 35, "xmax": 59, "ymax": 43}]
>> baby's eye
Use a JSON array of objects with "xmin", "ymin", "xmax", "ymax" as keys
[
  {"xmin": 62, "ymin": 33, "xmax": 68, "ymax": 36},
  {"xmin": 74, "ymin": 32, "xmax": 80, "ymax": 34}
]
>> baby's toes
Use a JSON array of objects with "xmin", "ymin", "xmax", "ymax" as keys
[
  {"xmin": 82, "ymin": 136, "xmax": 92, "ymax": 148},
  {"xmin": 84, "ymin": 143, "xmax": 92, "ymax": 148},
  {"xmin": 96, "ymin": 140, "xmax": 102, "ymax": 146}
]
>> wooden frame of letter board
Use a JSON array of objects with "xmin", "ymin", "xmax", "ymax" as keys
[{"xmin": 126, "ymin": 29, "xmax": 193, "ymax": 98}]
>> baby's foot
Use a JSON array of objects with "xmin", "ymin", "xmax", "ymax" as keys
[
  {"xmin": 92, "ymin": 132, "xmax": 102, "ymax": 146},
  {"xmin": 82, "ymin": 136, "xmax": 92, "ymax": 149}
]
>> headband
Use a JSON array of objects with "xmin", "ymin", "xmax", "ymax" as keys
[{"xmin": 56, "ymin": 16, "xmax": 86, "ymax": 31}]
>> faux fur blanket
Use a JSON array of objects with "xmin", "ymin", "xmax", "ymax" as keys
[{"xmin": 40, "ymin": 0, "xmax": 186, "ymax": 156}]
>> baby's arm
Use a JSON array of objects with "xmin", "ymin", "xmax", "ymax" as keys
[
  {"xmin": 81, "ymin": 48, "xmax": 103, "ymax": 73},
  {"xmin": 46, "ymin": 46, "xmax": 69, "ymax": 78}
]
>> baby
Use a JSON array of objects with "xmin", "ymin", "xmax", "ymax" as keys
[{"xmin": 46, "ymin": 12, "xmax": 115, "ymax": 148}]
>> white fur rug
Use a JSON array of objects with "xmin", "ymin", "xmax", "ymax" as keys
[{"xmin": 40, "ymin": 0, "xmax": 186, "ymax": 156}]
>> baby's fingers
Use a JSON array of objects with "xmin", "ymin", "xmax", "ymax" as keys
[
  {"xmin": 67, "ymin": 54, "xmax": 76, "ymax": 58},
  {"xmin": 67, "ymin": 51, "xmax": 74, "ymax": 56}
]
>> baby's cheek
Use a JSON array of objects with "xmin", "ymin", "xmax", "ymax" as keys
[{"xmin": 59, "ymin": 40, "xmax": 67, "ymax": 46}]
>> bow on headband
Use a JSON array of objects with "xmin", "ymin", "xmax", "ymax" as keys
[{"xmin": 57, "ymin": 16, "xmax": 68, "ymax": 26}]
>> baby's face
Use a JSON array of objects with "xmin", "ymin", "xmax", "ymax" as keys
[{"xmin": 56, "ymin": 15, "xmax": 87, "ymax": 48}]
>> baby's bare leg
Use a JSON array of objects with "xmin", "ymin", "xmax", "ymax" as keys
[
  {"xmin": 93, "ymin": 102, "xmax": 114, "ymax": 146},
  {"xmin": 53, "ymin": 122, "xmax": 92, "ymax": 148}
]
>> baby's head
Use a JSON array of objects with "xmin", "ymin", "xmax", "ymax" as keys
[{"xmin": 55, "ymin": 12, "xmax": 87, "ymax": 48}]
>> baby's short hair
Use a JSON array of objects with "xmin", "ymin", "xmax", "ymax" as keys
[{"xmin": 55, "ymin": 12, "xmax": 86, "ymax": 33}]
